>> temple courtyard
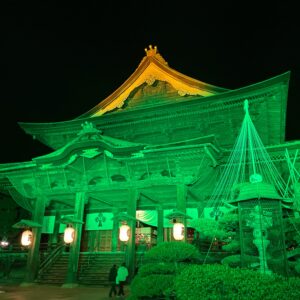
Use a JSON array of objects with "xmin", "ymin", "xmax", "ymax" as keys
[{"xmin": 0, "ymin": 284, "xmax": 129, "ymax": 300}]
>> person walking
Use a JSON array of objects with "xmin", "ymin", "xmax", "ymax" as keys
[
  {"xmin": 116, "ymin": 263, "xmax": 128, "ymax": 297},
  {"xmin": 108, "ymin": 264, "xmax": 118, "ymax": 298}
]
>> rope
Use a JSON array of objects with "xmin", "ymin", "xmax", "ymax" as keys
[{"xmin": 199, "ymin": 99, "xmax": 289, "ymax": 263}]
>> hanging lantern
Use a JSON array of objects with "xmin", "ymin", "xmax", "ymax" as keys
[
  {"xmin": 173, "ymin": 222, "xmax": 185, "ymax": 240},
  {"xmin": 21, "ymin": 230, "xmax": 33, "ymax": 246},
  {"xmin": 64, "ymin": 226, "xmax": 75, "ymax": 244},
  {"xmin": 0, "ymin": 236, "xmax": 9, "ymax": 248},
  {"xmin": 119, "ymin": 224, "xmax": 130, "ymax": 242}
]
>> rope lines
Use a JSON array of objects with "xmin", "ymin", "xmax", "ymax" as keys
[{"xmin": 197, "ymin": 100, "xmax": 289, "ymax": 266}]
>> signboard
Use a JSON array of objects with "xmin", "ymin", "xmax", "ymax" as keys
[
  {"xmin": 42, "ymin": 216, "xmax": 55, "ymax": 234},
  {"xmin": 85, "ymin": 212, "xmax": 113, "ymax": 231}
]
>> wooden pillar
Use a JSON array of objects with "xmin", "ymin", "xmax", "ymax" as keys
[
  {"xmin": 157, "ymin": 206, "xmax": 164, "ymax": 244},
  {"xmin": 63, "ymin": 192, "xmax": 85, "ymax": 288},
  {"xmin": 23, "ymin": 195, "xmax": 46, "ymax": 284},
  {"xmin": 177, "ymin": 184, "xmax": 187, "ymax": 242},
  {"xmin": 125, "ymin": 189, "xmax": 139, "ymax": 280},
  {"xmin": 49, "ymin": 210, "xmax": 60, "ymax": 247},
  {"xmin": 111, "ymin": 208, "xmax": 119, "ymax": 252}
]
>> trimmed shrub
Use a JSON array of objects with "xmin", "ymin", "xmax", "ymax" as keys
[
  {"xmin": 138, "ymin": 262, "xmax": 178, "ymax": 276},
  {"xmin": 222, "ymin": 240, "xmax": 240, "ymax": 252},
  {"xmin": 221, "ymin": 254, "xmax": 259, "ymax": 268},
  {"xmin": 175, "ymin": 264, "xmax": 300, "ymax": 300},
  {"xmin": 143, "ymin": 242, "xmax": 200, "ymax": 263},
  {"xmin": 130, "ymin": 274, "xmax": 174, "ymax": 299},
  {"xmin": 129, "ymin": 242, "xmax": 200, "ymax": 299}
]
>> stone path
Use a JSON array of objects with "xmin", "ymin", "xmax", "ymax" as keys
[{"xmin": 0, "ymin": 284, "xmax": 130, "ymax": 300}]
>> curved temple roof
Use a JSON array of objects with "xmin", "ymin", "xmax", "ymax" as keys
[
  {"xmin": 17, "ymin": 47, "xmax": 290, "ymax": 151},
  {"xmin": 78, "ymin": 45, "xmax": 229, "ymax": 118}
]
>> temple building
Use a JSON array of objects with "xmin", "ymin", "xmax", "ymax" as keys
[{"xmin": 0, "ymin": 45, "xmax": 298, "ymax": 286}]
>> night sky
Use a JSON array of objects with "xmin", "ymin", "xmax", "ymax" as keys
[{"xmin": 1, "ymin": 2, "xmax": 300, "ymax": 163}]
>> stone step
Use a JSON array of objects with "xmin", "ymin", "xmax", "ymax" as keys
[{"xmin": 38, "ymin": 252, "xmax": 126, "ymax": 286}]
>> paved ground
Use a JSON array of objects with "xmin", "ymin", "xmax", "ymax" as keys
[{"xmin": 0, "ymin": 284, "xmax": 130, "ymax": 300}]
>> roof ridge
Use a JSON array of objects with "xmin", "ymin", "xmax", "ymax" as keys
[{"xmin": 78, "ymin": 46, "xmax": 229, "ymax": 118}]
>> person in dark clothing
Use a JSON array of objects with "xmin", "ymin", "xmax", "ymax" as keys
[{"xmin": 108, "ymin": 264, "xmax": 118, "ymax": 298}]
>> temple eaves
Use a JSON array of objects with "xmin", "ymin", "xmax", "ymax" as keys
[
  {"xmin": 32, "ymin": 122, "xmax": 146, "ymax": 166},
  {"xmin": 16, "ymin": 57, "xmax": 290, "ymax": 151}
]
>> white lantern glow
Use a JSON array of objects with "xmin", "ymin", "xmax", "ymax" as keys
[
  {"xmin": 21, "ymin": 230, "xmax": 33, "ymax": 246},
  {"xmin": 119, "ymin": 224, "xmax": 130, "ymax": 242},
  {"xmin": 173, "ymin": 222, "xmax": 184, "ymax": 240},
  {"xmin": 0, "ymin": 237, "xmax": 9, "ymax": 248},
  {"xmin": 64, "ymin": 227, "xmax": 75, "ymax": 244}
]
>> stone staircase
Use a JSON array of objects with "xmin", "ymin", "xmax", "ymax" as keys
[
  {"xmin": 78, "ymin": 252, "xmax": 125, "ymax": 286},
  {"xmin": 36, "ymin": 252, "xmax": 69, "ymax": 285},
  {"xmin": 37, "ymin": 252, "xmax": 126, "ymax": 286}
]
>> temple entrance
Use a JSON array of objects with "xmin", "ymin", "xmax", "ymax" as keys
[
  {"xmin": 81, "ymin": 230, "xmax": 113, "ymax": 252},
  {"xmin": 135, "ymin": 222, "xmax": 157, "ymax": 252}
]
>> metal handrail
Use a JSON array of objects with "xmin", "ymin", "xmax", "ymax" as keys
[
  {"xmin": 38, "ymin": 242, "xmax": 65, "ymax": 275},
  {"xmin": 79, "ymin": 252, "xmax": 95, "ymax": 274}
]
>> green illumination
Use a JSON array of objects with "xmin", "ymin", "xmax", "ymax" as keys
[
  {"xmin": 0, "ymin": 48, "xmax": 298, "ymax": 289},
  {"xmin": 194, "ymin": 100, "xmax": 290, "ymax": 275}
]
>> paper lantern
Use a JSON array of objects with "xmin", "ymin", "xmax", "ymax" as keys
[
  {"xmin": 64, "ymin": 227, "xmax": 75, "ymax": 244},
  {"xmin": 21, "ymin": 230, "xmax": 33, "ymax": 246},
  {"xmin": 0, "ymin": 237, "xmax": 9, "ymax": 248},
  {"xmin": 119, "ymin": 224, "xmax": 130, "ymax": 242},
  {"xmin": 173, "ymin": 222, "xmax": 184, "ymax": 240}
]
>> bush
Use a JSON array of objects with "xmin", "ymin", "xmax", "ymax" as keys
[
  {"xmin": 130, "ymin": 242, "xmax": 200, "ymax": 299},
  {"xmin": 130, "ymin": 274, "xmax": 174, "ymax": 299},
  {"xmin": 222, "ymin": 240, "xmax": 240, "ymax": 252},
  {"xmin": 138, "ymin": 262, "xmax": 178, "ymax": 276},
  {"xmin": 143, "ymin": 242, "xmax": 200, "ymax": 263},
  {"xmin": 221, "ymin": 254, "xmax": 259, "ymax": 268},
  {"xmin": 174, "ymin": 264, "xmax": 300, "ymax": 300}
]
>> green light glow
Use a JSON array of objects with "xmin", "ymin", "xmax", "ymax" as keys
[{"xmin": 0, "ymin": 50, "xmax": 298, "ymax": 288}]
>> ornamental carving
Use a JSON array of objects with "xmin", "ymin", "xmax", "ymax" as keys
[
  {"xmin": 81, "ymin": 121, "xmax": 94, "ymax": 130},
  {"xmin": 178, "ymin": 90, "xmax": 187, "ymax": 96},
  {"xmin": 144, "ymin": 45, "xmax": 168, "ymax": 65},
  {"xmin": 145, "ymin": 75, "xmax": 156, "ymax": 86},
  {"xmin": 78, "ymin": 121, "xmax": 101, "ymax": 136},
  {"xmin": 117, "ymin": 101, "xmax": 125, "ymax": 108}
]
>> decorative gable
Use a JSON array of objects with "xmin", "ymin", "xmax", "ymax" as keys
[{"xmin": 79, "ymin": 45, "xmax": 229, "ymax": 117}]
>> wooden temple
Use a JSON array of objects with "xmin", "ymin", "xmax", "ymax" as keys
[{"xmin": 0, "ymin": 45, "xmax": 298, "ymax": 286}]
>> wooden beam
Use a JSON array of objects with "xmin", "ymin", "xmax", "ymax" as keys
[
  {"xmin": 89, "ymin": 195, "xmax": 114, "ymax": 207},
  {"xmin": 140, "ymin": 192, "xmax": 160, "ymax": 204}
]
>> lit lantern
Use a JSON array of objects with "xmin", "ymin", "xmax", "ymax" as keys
[
  {"xmin": 119, "ymin": 224, "xmax": 130, "ymax": 242},
  {"xmin": 173, "ymin": 222, "xmax": 185, "ymax": 240},
  {"xmin": 0, "ymin": 237, "xmax": 9, "ymax": 248},
  {"xmin": 64, "ymin": 226, "xmax": 75, "ymax": 244},
  {"xmin": 21, "ymin": 230, "xmax": 33, "ymax": 246}
]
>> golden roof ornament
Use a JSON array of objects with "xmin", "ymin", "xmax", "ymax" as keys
[
  {"xmin": 144, "ymin": 45, "xmax": 168, "ymax": 65},
  {"xmin": 144, "ymin": 45, "xmax": 157, "ymax": 56}
]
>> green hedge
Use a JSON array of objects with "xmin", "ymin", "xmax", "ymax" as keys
[
  {"xmin": 143, "ymin": 242, "xmax": 200, "ymax": 263},
  {"xmin": 138, "ymin": 262, "xmax": 179, "ymax": 276},
  {"xmin": 129, "ymin": 242, "xmax": 200, "ymax": 299},
  {"xmin": 129, "ymin": 274, "xmax": 174, "ymax": 299},
  {"xmin": 221, "ymin": 254, "xmax": 259, "ymax": 268},
  {"xmin": 175, "ymin": 264, "xmax": 300, "ymax": 300},
  {"xmin": 222, "ymin": 240, "xmax": 240, "ymax": 252}
]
